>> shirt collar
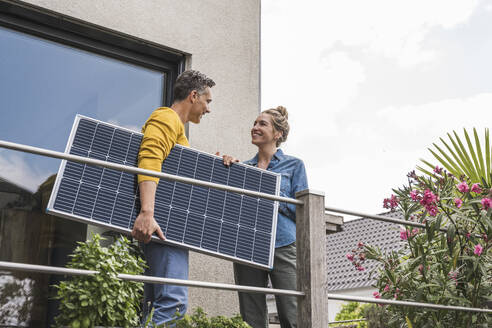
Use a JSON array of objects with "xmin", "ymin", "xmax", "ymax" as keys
[{"xmin": 245, "ymin": 148, "xmax": 285, "ymax": 165}]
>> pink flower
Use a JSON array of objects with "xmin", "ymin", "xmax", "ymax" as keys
[
  {"xmin": 357, "ymin": 266, "xmax": 365, "ymax": 271},
  {"xmin": 427, "ymin": 205, "xmax": 439, "ymax": 217},
  {"xmin": 358, "ymin": 241, "xmax": 364, "ymax": 248},
  {"xmin": 383, "ymin": 195, "xmax": 399, "ymax": 210},
  {"xmin": 384, "ymin": 284, "xmax": 390, "ymax": 292},
  {"xmin": 418, "ymin": 264, "xmax": 424, "ymax": 274},
  {"xmin": 434, "ymin": 166, "xmax": 443, "ymax": 174},
  {"xmin": 466, "ymin": 232, "xmax": 471, "ymax": 239},
  {"xmin": 420, "ymin": 189, "xmax": 438, "ymax": 207},
  {"xmin": 373, "ymin": 291, "xmax": 381, "ymax": 299},
  {"xmin": 471, "ymin": 183, "xmax": 482, "ymax": 193},
  {"xmin": 346, "ymin": 253, "xmax": 354, "ymax": 261},
  {"xmin": 400, "ymin": 228, "xmax": 408, "ymax": 240},
  {"xmin": 411, "ymin": 228, "xmax": 420, "ymax": 236},
  {"xmin": 410, "ymin": 190, "xmax": 419, "ymax": 201},
  {"xmin": 457, "ymin": 181, "xmax": 469, "ymax": 193},
  {"xmin": 474, "ymin": 244, "xmax": 483, "ymax": 256},
  {"xmin": 359, "ymin": 253, "xmax": 366, "ymax": 261},
  {"xmin": 481, "ymin": 198, "xmax": 492, "ymax": 210},
  {"xmin": 454, "ymin": 198, "xmax": 463, "ymax": 208}
]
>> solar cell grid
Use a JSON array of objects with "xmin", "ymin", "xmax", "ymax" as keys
[{"xmin": 47, "ymin": 115, "xmax": 280, "ymax": 268}]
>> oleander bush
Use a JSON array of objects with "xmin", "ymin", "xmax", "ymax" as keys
[{"xmin": 347, "ymin": 166, "xmax": 491, "ymax": 326}]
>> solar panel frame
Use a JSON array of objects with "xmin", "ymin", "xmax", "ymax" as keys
[{"xmin": 47, "ymin": 115, "xmax": 280, "ymax": 269}]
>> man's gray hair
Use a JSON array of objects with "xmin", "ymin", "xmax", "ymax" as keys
[{"xmin": 173, "ymin": 70, "xmax": 215, "ymax": 102}]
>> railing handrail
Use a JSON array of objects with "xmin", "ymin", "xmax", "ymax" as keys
[
  {"xmin": 0, "ymin": 261, "xmax": 304, "ymax": 297},
  {"xmin": 329, "ymin": 318, "xmax": 366, "ymax": 324},
  {"xmin": 1, "ymin": 140, "xmax": 491, "ymax": 319},
  {"xmin": 325, "ymin": 206, "xmax": 430, "ymax": 229},
  {"xmin": 0, "ymin": 140, "xmax": 302, "ymax": 205},
  {"xmin": 1, "ymin": 260, "xmax": 491, "ymax": 314}
]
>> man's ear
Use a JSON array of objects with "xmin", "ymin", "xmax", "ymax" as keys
[{"xmin": 189, "ymin": 90, "xmax": 198, "ymax": 103}]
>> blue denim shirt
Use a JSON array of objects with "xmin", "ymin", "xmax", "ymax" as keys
[{"xmin": 244, "ymin": 149, "xmax": 308, "ymax": 248}]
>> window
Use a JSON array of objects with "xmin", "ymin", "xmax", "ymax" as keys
[{"xmin": 0, "ymin": 2, "xmax": 185, "ymax": 325}]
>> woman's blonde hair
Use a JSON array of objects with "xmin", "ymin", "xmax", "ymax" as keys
[{"xmin": 262, "ymin": 106, "xmax": 290, "ymax": 147}]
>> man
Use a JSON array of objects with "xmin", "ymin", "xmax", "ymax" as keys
[{"xmin": 131, "ymin": 70, "xmax": 215, "ymax": 325}]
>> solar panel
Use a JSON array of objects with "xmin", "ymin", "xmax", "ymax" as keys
[{"xmin": 47, "ymin": 115, "xmax": 280, "ymax": 269}]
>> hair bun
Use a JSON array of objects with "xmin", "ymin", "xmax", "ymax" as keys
[{"xmin": 275, "ymin": 106, "xmax": 288, "ymax": 120}]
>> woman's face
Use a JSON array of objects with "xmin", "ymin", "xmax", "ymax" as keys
[{"xmin": 251, "ymin": 113, "xmax": 281, "ymax": 147}]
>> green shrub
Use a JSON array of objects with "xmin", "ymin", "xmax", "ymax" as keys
[
  {"xmin": 53, "ymin": 234, "xmax": 146, "ymax": 328},
  {"xmin": 331, "ymin": 302, "xmax": 367, "ymax": 327},
  {"xmin": 145, "ymin": 307, "xmax": 251, "ymax": 328},
  {"xmin": 349, "ymin": 168, "xmax": 491, "ymax": 327}
]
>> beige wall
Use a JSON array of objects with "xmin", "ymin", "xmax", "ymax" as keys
[{"xmin": 22, "ymin": 0, "xmax": 261, "ymax": 317}]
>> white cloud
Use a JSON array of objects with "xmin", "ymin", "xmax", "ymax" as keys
[
  {"xmin": 319, "ymin": 51, "xmax": 366, "ymax": 110},
  {"xmin": 263, "ymin": 0, "xmax": 480, "ymax": 68},
  {"xmin": 0, "ymin": 151, "xmax": 51, "ymax": 193},
  {"xmin": 286, "ymin": 93, "xmax": 492, "ymax": 219},
  {"xmin": 262, "ymin": 0, "xmax": 491, "ymax": 220}
]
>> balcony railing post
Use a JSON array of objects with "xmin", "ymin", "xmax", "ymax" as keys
[{"xmin": 295, "ymin": 189, "xmax": 328, "ymax": 328}]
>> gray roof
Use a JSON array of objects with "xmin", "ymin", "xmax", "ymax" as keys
[{"xmin": 326, "ymin": 211, "xmax": 404, "ymax": 291}]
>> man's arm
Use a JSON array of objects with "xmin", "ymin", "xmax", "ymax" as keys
[
  {"xmin": 132, "ymin": 111, "xmax": 180, "ymax": 243},
  {"xmin": 131, "ymin": 180, "xmax": 165, "ymax": 243}
]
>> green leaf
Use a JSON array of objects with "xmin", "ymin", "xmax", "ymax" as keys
[
  {"xmin": 420, "ymin": 128, "xmax": 491, "ymax": 185},
  {"xmin": 463, "ymin": 128, "xmax": 481, "ymax": 180},
  {"xmin": 486, "ymin": 128, "xmax": 490, "ymax": 185},
  {"xmin": 439, "ymin": 137, "xmax": 469, "ymax": 176},
  {"xmin": 432, "ymin": 143, "xmax": 462, "ymax": 175},
  {"xmin": 474, "ymin": 128, "xmax": 486, "ymax": 180},
  {"xmin": 454, "ymin": 130, "xmax": 477, "ymax": 179}
]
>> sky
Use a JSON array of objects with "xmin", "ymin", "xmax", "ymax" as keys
[{"xmin": 261, "ymin": 0, "xmax": 492, "ymax": 219}]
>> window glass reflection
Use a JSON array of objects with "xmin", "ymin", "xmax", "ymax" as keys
[
  {"xmin": 0, "ymin": 25, "xmax": 166, "ymax": 326},
  {"xmin": 0, "ymin": 25, "xmax": 165, "ymax": 192}
]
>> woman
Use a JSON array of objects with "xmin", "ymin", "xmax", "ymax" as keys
[{"xmin": 223, "ymin": 106, "xmax": 308, "ymax": 328}]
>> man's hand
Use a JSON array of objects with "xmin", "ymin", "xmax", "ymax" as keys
[
  {"xmin": 131, "ymin": 180, "xmax": 164, "ymax": 243},
  {"xmin": 131, "ymin": 210, "xmax": 165, "ymax": 243},
  {"xmin": 215, "ymin": 152, "xmax": 239, "ymax": 166}
]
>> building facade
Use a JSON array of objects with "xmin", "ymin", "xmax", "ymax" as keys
[{"xmin": 0, "ymin": 0, "xmax": 260, "ymax": 325}]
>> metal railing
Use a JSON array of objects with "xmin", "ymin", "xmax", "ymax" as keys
[
  {"xmin": 329, "ymin": 318, "xmax": 366, "ymax": 325},
  {"xmin": 0, "ymin": 140, "xmax": 302, "ymax": 206},
  {"xmin": 0, "ymin": 261, "xmax": 303, "ymax": 296},
  {"xmin": 325, "ymin": 205, "xmax": 428, "ymax": 229},
  {"xmin": 0, "ymin": 140, "xmax": 491, "ymax": 328}
]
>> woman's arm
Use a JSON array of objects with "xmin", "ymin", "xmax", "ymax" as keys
[{"xmin": 278, "ymin": 160, "xmax": 309, "ymax": 220}]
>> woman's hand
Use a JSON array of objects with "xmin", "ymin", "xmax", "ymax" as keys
[{"xmin": 215, "ymin": 152, "xmax": 239, "ymax": 166}]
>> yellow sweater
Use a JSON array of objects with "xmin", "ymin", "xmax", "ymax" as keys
[{"xmin": 137, "ymin": 107, "xmax": 189, "ymax": 184}]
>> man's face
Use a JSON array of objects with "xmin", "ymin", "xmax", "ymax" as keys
[{"xmin": 189, "ymin": 87, "xmax": 212, "ymax": 124}]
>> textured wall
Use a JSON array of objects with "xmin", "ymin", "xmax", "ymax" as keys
[{"xmin": 22, "ymin": 0, "xmax": 261, "ymax": 317}]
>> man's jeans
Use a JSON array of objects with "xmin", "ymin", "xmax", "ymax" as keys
[
  {"xmin": 234, "ymin": 243, "xmax": 297, "ymax": 328},
  {"xmin": 142, "ymin": 242, "xmax": 189, "ymax": 325}
]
